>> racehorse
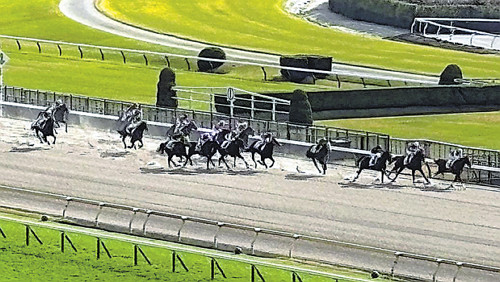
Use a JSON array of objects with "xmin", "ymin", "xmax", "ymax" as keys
[
  {"xmin": 434, "ymin": 156, "xmax": 472, "ymax": 184},
  {"xmin": 166, "ymin": 120, "xmax": 198, "ymax": 138},
  {"xmin": 185, "ymin": 140, "xmax": 219, "ymax": 169},
  {"xmin": 388, "ymin": 149, "xmax": 431, "ymax": 184},
  {"xmin": 49, "ymin": 103, "xmax": 69, "ymax": 133},
  {"xmin": 121, "ymin": 121, "xmax": 148, "ymax": 149},
  {"xmin": 31, "ymin": 112, "xmax": 56, "ymax": 145},
  {"xmin": 247, "ymin": 134, "xmax": 281, "ymax": 169},
  {"xmin": 306, "ymin": 142, "xmax": 330, "ymax": 175},
  {"xmin": 218, "ymin": 137, "xmax": 250, "ymax": 169},
  {"xmin": 157, "ymin": 141, "xmax": 189, "ymax": 168},
  {"xmin": 352, "ymin": 150, "xmax": 392, "ymax": 183}
]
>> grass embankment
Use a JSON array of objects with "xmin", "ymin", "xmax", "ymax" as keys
[
  {"xmin": 0, "ymin": 0, "xmax": 362, "ymax": 106},
  {"xmin": 98, "ymin": 0, "xmax": 500, "ymax": 78},
  {"xmin": 317, "ymin": 111, "xmax": 500, "ymax": 150},
  {"xmin": 0, "ymin": 215, "xmax": 377, "ymax": 281}
]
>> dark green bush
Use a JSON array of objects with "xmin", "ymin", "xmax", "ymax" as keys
[
  {"xmin": 439, "ymin": 64, "xmax": 463, "ymax": 85},
  {"xmin": 197, "ymin": 47, "xmax": 226, "ymax": 72},
  {"xmin": 289, "ymin": 89, "xmax": 313, "ymax": 125},
  {"xmin": 156, "ymin": 67, "xmax": 178, "ymax": 108},
  {"xmin": 280, "ymin": 55, "xmax": 332, "ymax": 83}
]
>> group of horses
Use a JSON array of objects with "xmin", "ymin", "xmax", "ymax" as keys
[
  {"xmin": 115, "ymin": 108, "xmax": 283, "ymax": 170},
  {"xmin": 351, "ymin": 146, "xmax": 472, "ymax": 185},
  {"xmin": 30, "ymin": 101, "xmax": 69, "ymax": 145},
  {"xmin": 30, "ymin": 105, "xmax": 471, "ymax": 185},
  {"xmin": 157, "ymin": 122, "xmax": 282, "ymax": 170}
]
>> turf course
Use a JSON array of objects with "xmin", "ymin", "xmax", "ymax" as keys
[
  {"xmin": 0, "ymin": 214, "xmax": 380, "ymax": 281},
  {"xmin": 97, "ymin": 0, "xmax": 500, "ymax": 78},
  {"xmin": 317, "ymin": 111, "xmax": 500, "ymax": 150}
]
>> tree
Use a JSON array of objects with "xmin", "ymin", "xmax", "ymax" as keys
[
  {"xmin": 289, "ymin": 89, "xmax": 313, "ymax": 125},
  {"xmin": 156, "ymin": 67, "xmax": 178, "ymax": 108}
]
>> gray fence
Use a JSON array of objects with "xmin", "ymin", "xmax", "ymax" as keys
[{"xmin": 1, "ymin": 85, "xmax": 390, "ymax": 149}]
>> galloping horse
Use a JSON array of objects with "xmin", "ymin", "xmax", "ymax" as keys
[
  {"xmin": 388, "ymin": 149, "xmax": 431, "ymax": 184},
  {"xmin": 31, "ymin": 111, "xmax": 57, "ymax": 145},
  {"xmin": 123, "ymin": 121, "xmax": 148, "ymax": 149},
  {"xmin": 218, "ymin": 138, "xmax": 249, "ymax": 169},
  {"xmin": 157, "ymin": 141, "xmax": 189, "ymax": 168},
  {"xmin": 185, "ymin": 140, "xmax": 219, "ymax": 169},
  {"xmin": 116, "ymin": 107, "xmax": 143, "ymax": 148},
  {"xmin": 434, "ymin": 156, "xmax": 472, "ymax": 184},
  {"xmin": 352, "ymin": 150, "xmax": 392, "ymax": 183},
  {"xmin": 306, "ymin": 142, "xmax": 330, "ymax": 175},
  {"xmin": 247, "ymin": 134, "xmax": 281, "ymax": 169}
]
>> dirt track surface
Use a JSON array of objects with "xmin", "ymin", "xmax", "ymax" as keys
[{"xmin": 0, "ymin": 117, "xmax": 499, "ymax": 268}]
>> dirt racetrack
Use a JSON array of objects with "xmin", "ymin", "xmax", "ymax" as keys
[{"xmin": 0, "ymin": 116, "xmax": 499, "ymax": 270}]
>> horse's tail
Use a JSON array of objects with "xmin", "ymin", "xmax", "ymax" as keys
[{"xmin": 157, "ymin": 142, "xmax": 166, "ymax": 154}]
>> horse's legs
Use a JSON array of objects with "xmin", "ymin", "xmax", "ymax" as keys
[
  {"xmin": 381, "ymin": 170, "xmax": 385, "ymax": 183},
  {"xmin": 390, "ymin": 167, "xmax": 405, "ymax": 182},
  {"xmin": 251, "ymin": 152, "xmax": 258, "ymax": 168},
  {"xmin": 418, "ymin": 169, "xmax": 431, "ymax": 184},
  {"xmin": 52, "ymin": 134, "xmax": 57, "ymax": 145},
  {"xmin": 238, "ymin": 154, "xmax": 249, "ymax": 169},
  {"xmin": 233, "ymin": 156, "xmax": 237, "ymax": 168},
  {"xmin": 219, "ymin": 155, "xmax": 230, "ymax": 169},
  {"xmin": 122, "ymin": 136, "xmax": 127, "ymax": 149},
  {"xmin": 411, "ymin": 170, "xmax": 416, "ymax": 183},
  {"xmin": 352, "ymin": 168, "xmax": 362, "ymax": 182},
  {"xmin": 322, "ymin": 162, "xmax": 327, "ymax": 175},
  {"xmin": 138, "ymin": 139, "xmax": 144, "ymax": 149},
  {"xmin": 312, "ymin": 159, "xmax": 321, "ymax": 174},
  {"xmin": 65, "ymin": 122, "xmax": 68, "ymax": 133},
  {"xmin": 269, "ymin": 156, "xmax": 275, "ymax": 168}
]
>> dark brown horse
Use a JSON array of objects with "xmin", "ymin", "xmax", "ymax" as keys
[{"xmin": 434, "ymin": 156, "xmax": 472, "ymax": 184}]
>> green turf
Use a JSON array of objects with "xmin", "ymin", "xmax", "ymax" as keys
[
  {"xmin": 0, "ymin": 216, "xmax": 381, "ymax": 281},
  {"xmin": 97, "ymin": 0, "xmax": 500, "ymax": 78},
  {"xmin": 316, "ymin": 111, "xmax": 500, "ymax": 150}
]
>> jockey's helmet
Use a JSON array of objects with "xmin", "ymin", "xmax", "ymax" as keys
[{"xmin": 55, "ymin": 99, "xmax": 62, "ymax": 106}]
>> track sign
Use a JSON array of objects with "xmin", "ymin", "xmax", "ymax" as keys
[{"xmin": 226, "ymin": 87, "xmax": 235, "ymax": 102}]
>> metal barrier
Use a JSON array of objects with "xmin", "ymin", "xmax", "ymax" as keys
[
  {"xmin": 411, "ymin": 18, "xmax": 500, "ymax": 50},
  {"xmin": 0, "ymin": 184, "xmax": 499, "ymax": 281},
  {"xmin": 172, "ymin": 86, "xmax": 290, "ymax": 121},
  {"xmin": 1, "ymin": 85, "xmax": 389, "ymax": 148},
  {"xmin": 0, "ymin": 34, "xmax": 430, "ymax": 86}
]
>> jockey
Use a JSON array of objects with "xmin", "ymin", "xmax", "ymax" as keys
[
  {"xmin": 311, "ymin": 137, "xmax": 330, "ymax": 154},
  {"xmin": 174, "ymin": 114, "xmax": 190, "ymax": 135},
  {"xmin": 369, "ymin": 145, "xmax": 384, "ymax": 167},
  {"xmin": 404, "ymin": 141, "xmax": 422, "ymax": 165},
  {"xmin": 196, "ymin": 133, "xmax": 211, "ymax": 151},
  {"xmin": 254, "ymin": 132, "xmax": 272, "ymax": 151},
  {"xmin": 446, "ymin": 148, "xmax": 463, "ymax": 169},
  {"xmin": 212, "ymin": 120, "xmax": 228, "ymax": 137},
  {"xmin": 234, "ymin": 121, "xmax": 248, "ymax": 137}
]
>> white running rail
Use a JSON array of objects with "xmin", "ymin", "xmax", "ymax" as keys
[{"xmin": 411, "ymin": 18, "xmax": 500, "ymax": 50}]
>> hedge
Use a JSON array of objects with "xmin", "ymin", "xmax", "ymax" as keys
[{"xmin": 329, "ymin": 0, "xmax": 500, "ymax": 29}]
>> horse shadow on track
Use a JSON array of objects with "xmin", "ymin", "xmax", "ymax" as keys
[
  {"xmin": 9, "ymin": 146, "xmax": 49, "ymax": 153},
  {"xmin": 338, "ymin": 181, "xmax": 407, "ymax": 190},
  {"xmin": 99, "ymin": 150, "xmax": 131, "ymax": 158},
  {"xmin": 285, "ymin": 174, "xmax": 324, "ymax": 181},
  {"xmin": 140, "ymin": 166, "xmax": 263, "ymax": 176}
]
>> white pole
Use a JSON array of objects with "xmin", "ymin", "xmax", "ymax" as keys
[{"xmin": 0, "ymin": 50, "xmax": 4, "ymax": 117}]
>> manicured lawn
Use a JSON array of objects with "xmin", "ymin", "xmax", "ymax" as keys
[
  {"xmin": 97, "ymin": 0, "xmax": 500, "ymax": 78},
  {"xmin": 317, "ymin": 111, "xmax": 500, "ymax": 150}
]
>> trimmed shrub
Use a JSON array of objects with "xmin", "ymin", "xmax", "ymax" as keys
[
  {"xmin": 289, "ymin": 89, "xmax": 313, "ymax": 125},
  {"xmin": 197, "ymin": 47, "xmax": 226, "ymax": 72},
  {"xmin": 156, "ymin": 67, "xmax": 178, "ymax": 108},
  {"xmin": 439, "ymin": 64, "xmax": 463, "ymax": 85},
  {"xmin": 280, "ymin": 55, "xmax": 332, "ymax": 83}
]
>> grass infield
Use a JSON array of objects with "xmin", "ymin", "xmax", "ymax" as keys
[
  {"xmin": 0, "ymin": 214, "xmax": 381, "ymax": 281},
  {"xmin": 97, "ymin": 0, "xmax": 500, "ymax": 78}
]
